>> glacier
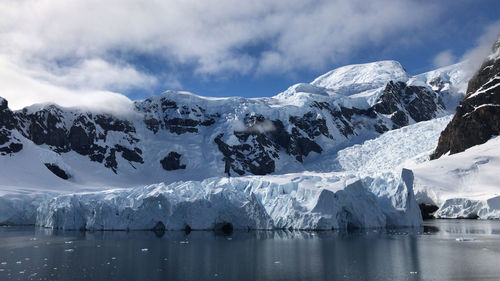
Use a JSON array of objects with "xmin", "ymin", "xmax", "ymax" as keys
[{"xmin": 35, "ymin": 169, "xmax": 421, "ymax": 230}]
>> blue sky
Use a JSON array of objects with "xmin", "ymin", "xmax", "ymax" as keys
[
  {"xmin": 0, "ymin": 0, "xmax": 499, "ymax": 111},
  {"xmin": 131, "ymin": 0, "xmax": 499, "ymax": 99}
]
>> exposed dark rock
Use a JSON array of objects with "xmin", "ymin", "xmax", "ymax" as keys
[
  {"xmin": 160, "ymin": 152, "xmax": 187, "ymax": 171},
  {"xmin": 215, "ymin": 133, "xmax": 275, "ymax": 176},
  {"xmin": 116, "ymin": 145, "xmax": 143, "ymax": 163},
  {"xmin": 432, "ymin": 37, "xmax": 500, "ymax": 159},
  {"xmin": 214, "ymin": 112, "xmax": 326, "ymax": 176},
  {"xmin": 184, "ymin": 224, "xmax": 192, "ymax": 234},
  {"xmin": 215, "ymin": 221, "xmax": 233, "ymax": 235},
  {"xmin": 419, "ymin": 203, "xmax": 439, "ymax": 220},
  {"xmin": 373, "ymin": 81, "xmax": 445, "ymax": 129},
  {"xmin": 152, "ymin": 221, "xmax": 166, "ymax": 231},
  {"xmin": 69, "ymin": 125, "xmax": 94, "ymax": 155},
  {"xmin": 44, "ymin": 163, "xmax": 71, "ymax": 180},
  {"xmin": 0, "ymin": 141, "xmax": 23, "ymax": 155},
  {"xmin": 12, "ymin": 104, "xmax": 144, "ymax": 172},
  {"xmin": 312, "ymin": 101, "xmax": 357, "ymax": 137},
  {"xmin": 16, "ymin": 105, "xmax": 70, "ymax": 150},
  {"xmin": 0, "ymin": 98, "xmax": 23, "ymax": 154},
  {"xmin": 105, "ymin": 149, "xmax": 118, "ymax": 173},
  {"xmin": 289, "ymin": 112, "xmax": 332, "ymax": 139},
  {"xmin": 136, "ymin": 97, "xmax": 218, "ymax": 135}
]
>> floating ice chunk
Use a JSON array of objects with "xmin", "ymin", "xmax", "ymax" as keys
[
  {"xmin": 141, "ymin": 248, "xmax": 148, "ymax": 252},
  {"xmin": 64, "ymin": 249, "xmax": 74, "ymax": 252},
  {"xmin": 456, "ymin": 237, "xmax": 475, "ymax": 242}
]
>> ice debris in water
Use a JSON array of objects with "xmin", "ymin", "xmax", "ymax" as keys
[
  {"xmin": 141, "ymin": 248, "xmax": 148, "ymax": 252},
  {"xmin": 456, "ymin": 237, "xmax": 475, "ymax": 242},
  {"xmin": 65, "ymin": 249, "xmax": 74, "ymax": 252}
]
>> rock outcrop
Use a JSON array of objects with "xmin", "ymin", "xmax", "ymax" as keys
[{"xmin": 432, "ymin": 36, "xmax": 500, "ymax": 159}]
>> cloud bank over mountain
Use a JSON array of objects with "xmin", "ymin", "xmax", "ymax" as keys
[{"xmin": 0, "ymin": 0, "xmax": 497, "ymax": 110}]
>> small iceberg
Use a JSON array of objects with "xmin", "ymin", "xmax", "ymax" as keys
[{"xmin": 456, "ymin": 237, "xmax": 475, "ymax": 242}]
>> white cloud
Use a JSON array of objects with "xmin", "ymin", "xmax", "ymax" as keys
[
  {"xmin": 0, "ymin": 0, "xmax": 443, "ymax": 109},
  {"xmin": 0, "ymin": 56, "xmax": 134, "ymax": 115},
  {"xmin": 0, "ymin": 0, "xmax": 440, "ymax": 74},
  {"xmin": 432, "ymin": 50, "xmax": 456, "ymax": 68},
  {"xmin": 461, "ymin": 20, "xmax": 500, "ymax": 78},
  {"xmin": 29, "ymin": 58, "xmax": 158, "ymax": 92}
]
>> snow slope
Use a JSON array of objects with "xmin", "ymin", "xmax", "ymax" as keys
[
  {"xmin": 311, "ymin": 60, "xmax": 409, "ymax": 97},
  {"xmin": 411, "ymin": 62, "xmax": 468, "ymax": 110},
  {"xmin": 410, "ymin": 137, "xmax": 500, "ymax": 218}
]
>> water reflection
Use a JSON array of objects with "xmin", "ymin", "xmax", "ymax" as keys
[{"xmin": 0, "ymin": 220, "xmax": 500, "ymax": 280}]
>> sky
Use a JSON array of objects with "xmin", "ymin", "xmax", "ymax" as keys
[{"xmin": 0, "ymin": 0, "xmax": 499, "ymax": 112}]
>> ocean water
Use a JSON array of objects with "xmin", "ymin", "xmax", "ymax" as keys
[{"xmin": 0, "ymin": 220, "xmax": 500, "ymax": 281}]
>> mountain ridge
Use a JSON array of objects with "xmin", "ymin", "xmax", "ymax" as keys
[{"xmin": 0, "ymin": 60, "xmax": 466, "ymax": 191}]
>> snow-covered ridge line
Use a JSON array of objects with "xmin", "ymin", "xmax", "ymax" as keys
[{"xmin": 0, "ymin": 59, "xmax": 466, "ymax": 189}]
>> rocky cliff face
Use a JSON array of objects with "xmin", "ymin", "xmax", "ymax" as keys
[
  {"xmin": 431, "ymin": 37, "xmax": 500, "ymax": 159},
  {"xmin": 0, "ymin": 60, "xmax": 457, "ymax": 183},
  {"xmin": 0, "ymin": 98, "xmax": 23, "ymax": 155}
]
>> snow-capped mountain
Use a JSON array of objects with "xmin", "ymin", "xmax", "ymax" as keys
[
  {"xmin": 0, "ymin": 60, "xmax": 465, "ymax": 191},
  {"xmin": 0, "ymin": 59, "xmax": 474, "ymax": 230}
]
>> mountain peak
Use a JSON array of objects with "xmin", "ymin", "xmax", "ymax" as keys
[{"xmin": 311, "ymin": 60, "xmax": 409, "ymax": 95}]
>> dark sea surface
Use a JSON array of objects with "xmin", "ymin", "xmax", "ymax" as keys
[{"xmin": 0, "ymin": 220, "xmax": 500, "ymax": 281}]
